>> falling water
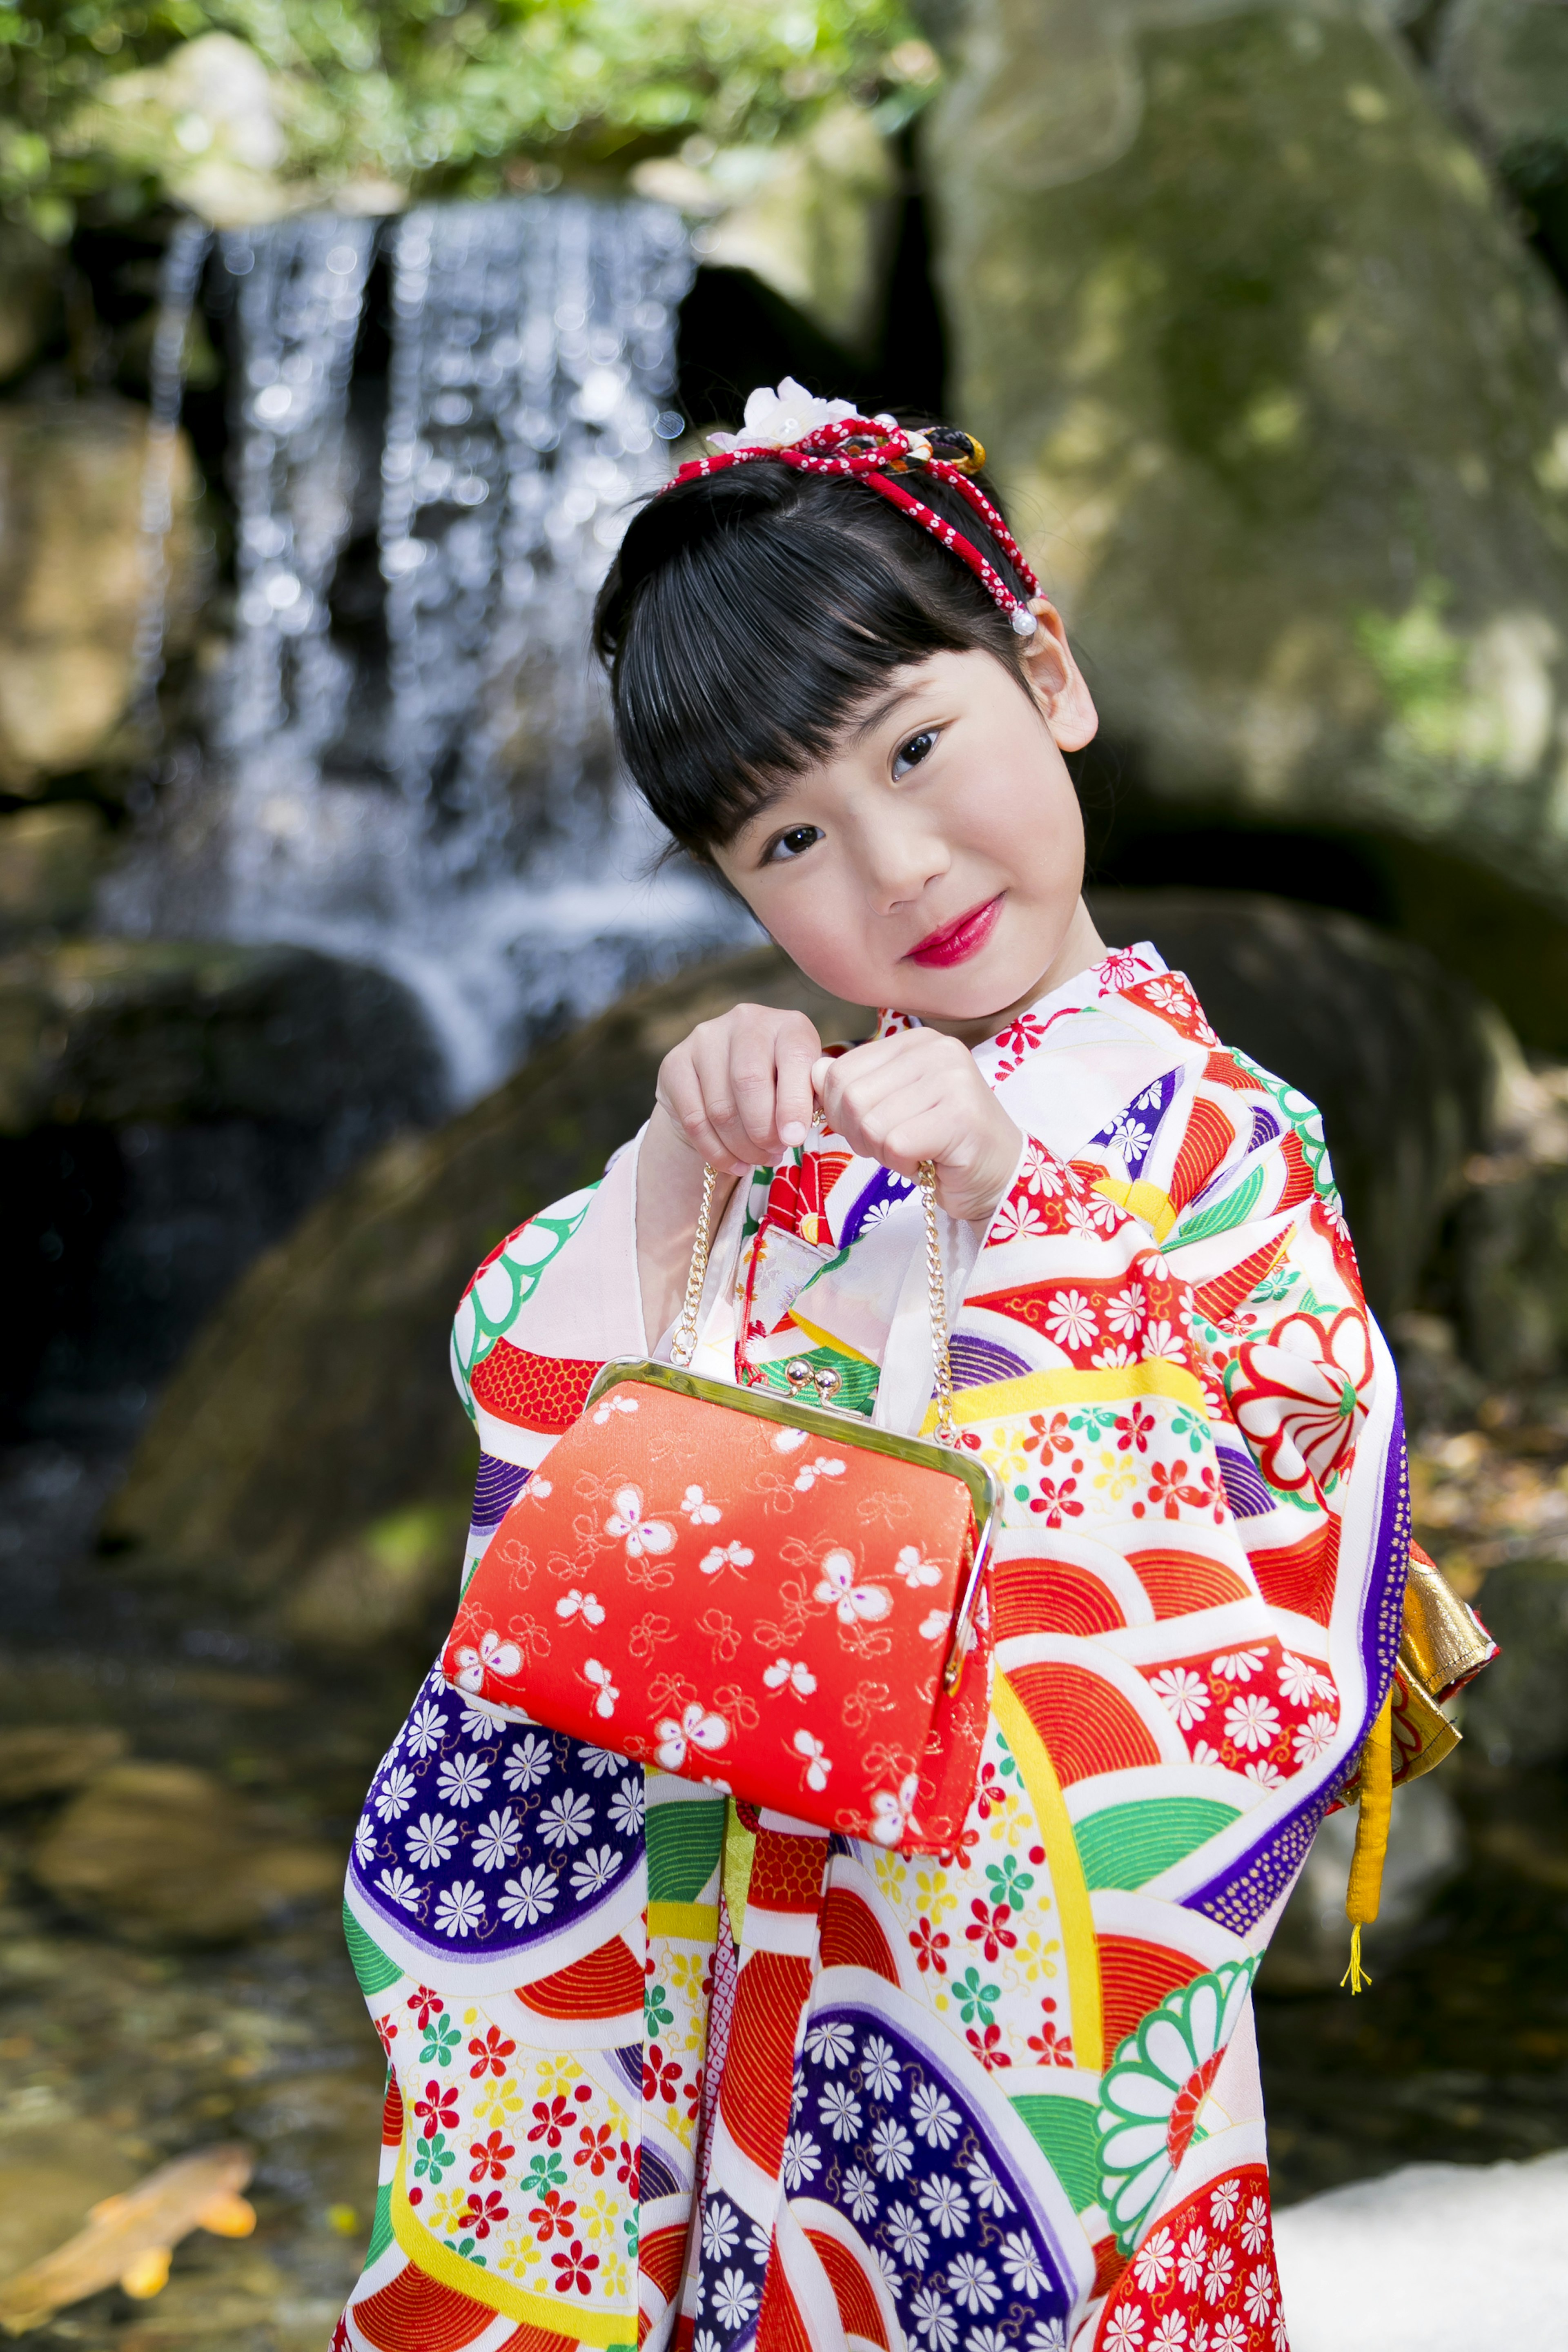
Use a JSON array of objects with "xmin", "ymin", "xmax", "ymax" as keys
[{"xmin": 116, "ymin": 195, "xmax": 750, "ymax": 1105}]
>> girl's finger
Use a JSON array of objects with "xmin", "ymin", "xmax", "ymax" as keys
[
  {"xmin": 831, "ymin": 1075, "xmax": 953, "ymax": 1175},
  {"xmin": 771, "ymin": 1020, "xmax": 822, "ymax": 1147},
  {"xmin": 696, "ymin": 1025, "xmax": 780, "ymax": 1171},
  {"xmin": 660, "ymin": 1047, "xmax": 750, "ymax": 1174},
  {"xmin": 688, "ymin": 1026, "xmax": 757, "ymax": 1165}
]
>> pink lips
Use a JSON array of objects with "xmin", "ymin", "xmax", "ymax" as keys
[{"xmin": 904, "ymin": 895, "xmax": 1003, "ymax": 968}]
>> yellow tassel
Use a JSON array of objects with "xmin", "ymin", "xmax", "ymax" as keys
[{"xmin": 1341, "ymin": 1688, "xmax": 1394, "ymax": 1994}]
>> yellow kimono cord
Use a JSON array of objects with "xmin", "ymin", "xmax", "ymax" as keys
[{"xmin": 1342, "ymin": 1687, "xmax": 1394, "ymax": 1994}]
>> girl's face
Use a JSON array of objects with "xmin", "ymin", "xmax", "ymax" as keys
[{"xmin": 712, "ymin": 604, "xmax": 1103, "ymax": 1042}]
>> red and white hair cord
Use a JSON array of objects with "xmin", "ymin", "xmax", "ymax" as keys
[{"xmin": 665, "ymin": 412, "xmax": 1042, "ymax": 636}]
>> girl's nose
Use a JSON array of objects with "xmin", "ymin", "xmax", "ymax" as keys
[{"xmin": 860, "ymin": 813, "xmax": 950, "ymax": 909}]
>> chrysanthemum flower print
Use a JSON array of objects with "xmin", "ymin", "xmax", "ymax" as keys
[
  {"xmin": 1044, "ymin": 1289, "xmax": 1099, "ymax": 1349},
  {"xmin": 1292, "ymin": 1710, "xmax": 1338, "ymax": 1764},
  {"xmin": 918, "ymin": 2174, "xmax": 970, "ymax": 2236},
  {"xmin": 1142, "ymin": 1639, "xmax": 1338, "ymax": 1779},
  {"xmin": 1106, "ymin": 1281, "xmax": 1148, "ymax": 1336},
  {"xmin": 1223, "ymin": 1694, "xmax": 1281, "ymax": 1752},
  {"xmin": 1133, "ymin": 2226, "xmax": 1175, "ymax": 2292},
  {"xmin": 501, "ymin": 1731, "xmax": 552, "ymax": 1791},
  {"xmin": 470, "ymin": 1805, "xmax": 521, "ymax": 1871},
  {"xmin": 1150, "ymin": 1667, "xmax": 1210, "ymax": 1729},
  {"xmin": 436, "ymin": 1750, "xmax": 490, "ymax": 1807},
  {"xmin": 884, "ymin": 2200, "xmax": 930, "ymax": 2265}
]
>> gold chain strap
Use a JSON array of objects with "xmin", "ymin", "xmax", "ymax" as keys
[
  {"xmin": 919, "ymin": 1159, "xmax": 957, "ymax": 1446},
  {"xmin": 668, "ymin": 1162, "xmax": 719, "ymax": 1369},
  {"xmin": 668, "ymin": 1152, "xmax": 957, "ymax": 1446}
]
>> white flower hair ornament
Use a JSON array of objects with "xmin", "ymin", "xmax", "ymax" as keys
[{"xmin": 674, "ymin": 378, "xmax": 1040, "ymax": 638}]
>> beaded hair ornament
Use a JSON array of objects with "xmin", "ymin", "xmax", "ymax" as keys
[{"xmin": 666, "ymin": 377, "xmax": 1043, "ymax": 637}]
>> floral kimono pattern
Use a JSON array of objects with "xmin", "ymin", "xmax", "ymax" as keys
[{"xmin": 333, "ymin": 942, "xmax": 1416, "ymax": 2352}]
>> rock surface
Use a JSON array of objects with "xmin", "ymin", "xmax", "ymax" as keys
[
  {"xmin": 105, "ymin": 906, "xmax": 1500, "ymax": 1621},
  {"xmin": 636, "ymin": 102, "xmax": 899, "ymax": 357},
  {"xmin": 30, "ymin": 1761, "xmax": 340, "ymax": 1945},
  {"xmin": 0, "ymin": 1726, "xmax": 128, "ymax": 1806},
  {"xmin": 1449, "ymin": 1056, "xmax": 1568, "ymax": 1379},
  {"xmin": 1458, "ymin": 1557, "xmax": 1568, "ymax": 1767},
  {"xmin": 929, "ymin": 2, "xmax": 1568, "ymax": 919},
  {"xmin": 0, "ymin": 398, "xmax": 205, "ymax": 791},
  {"xmin": 0, "ymin": 939, "xmax": 445, "ymax": 1139},
  {"xmin": 0, "ymin": 225, "xmax": 60, "ymax": 387},
  {"xmin": 0, "ymin": 804, "xmax": 110, "ymax": 945}
]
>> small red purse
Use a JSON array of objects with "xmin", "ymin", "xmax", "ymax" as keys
[{"xmin": 441, "ymin": 1163, "xmax": 1000, "ymax": 1853}]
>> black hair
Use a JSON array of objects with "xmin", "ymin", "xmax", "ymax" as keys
[{"xmin": 592, "ymin": 439, "xmax": 1038, "ymax": 860}]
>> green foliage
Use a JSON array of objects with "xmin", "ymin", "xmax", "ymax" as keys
[{"xmin": 0, "ymin": 0, "xmax": 933, "ymax": 238}]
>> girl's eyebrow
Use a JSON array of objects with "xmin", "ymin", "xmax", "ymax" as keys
[{"xmin": 846, "ymin": 679, "xmax": 926, "ymax": 744}]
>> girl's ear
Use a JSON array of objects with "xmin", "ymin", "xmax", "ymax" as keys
[{"xmin": 1020, "ymin": 598, "xmax": 1098, "ymax": 753}]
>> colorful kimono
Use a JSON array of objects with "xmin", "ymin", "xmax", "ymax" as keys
[{"xmin": 334, "ymin": 941, "xmax": 1418, "ymax": 2352}]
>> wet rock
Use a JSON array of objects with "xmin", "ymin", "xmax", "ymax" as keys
[
  {"xmin": 0, "ymin": 1726, "xmax": 128, "ymax": 1807},
  {"xmin": 283, "ymin": 1503, "xmax": 471, "ymax": 1653},
  {"xmin": 0, "ymin": 225, "xmax": 60, "ymax": 387},
  {"xmin": 1449, "ymin": 1056, "xmax": 1568, "ymax": 1380},
  {"xmin": 30, "ymin": 1762, "xmax": 340, "ymax": 1945},
  {"xmin": 102, "ymin": 946, "xmax": 867, "ymax": 1606},
  {"xmin": 1090, "ymin": 890, "xmax": 1507, "ymax": 1317},
  {"xmin": 1388, "ymin": 1311, "xmax": 1487, "ymax": 1438},
  {"xmin": 0, "ymin": 398, "xmax": 205, "ymax": 791},
  {"xmin": 1259, "ymin": 1771, "xmax": 1467, "ymax": 1993},
  {"xmin": 929, "ymin": 4, "xmax": 1568, "ymax": 919},
  {"xmin": 0, "ymin": 939, "xmax": 444, "ymax": 1138},
  {"xmin": 1456, "ymin": 1557, "xmax": 1568, "ymax": 1766},
  {"xmin": 1437, "ymin": 0, "xmax": 1568, "ymax": 180},
  {"xmin": 636, "ymin": 102, "xmax": 899, "ymax": 356},
  {"xmin": 0, "ymin": 804, "xmax": 110, "ymax": 946}
]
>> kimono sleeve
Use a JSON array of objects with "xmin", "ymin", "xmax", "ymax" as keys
[
  {"xmin": 449, "ymin": 1127, "xmax": 648, "ymax": 1471},
  {"xmin": 975, "ymin": 1043, "xmax": 1377, "ymax": 1512}
]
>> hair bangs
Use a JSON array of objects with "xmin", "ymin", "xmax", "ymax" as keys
[{"xmin": 595, "ymin": 454, "xmax": 1035, "ymax": 857}]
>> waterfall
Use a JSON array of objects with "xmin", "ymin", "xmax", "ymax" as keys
[{"xmin": 115, "ymin": 196, "xmax": 750, "ymax": 1107}]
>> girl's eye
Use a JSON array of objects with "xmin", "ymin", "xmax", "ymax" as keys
[
  {"xmin": 764, "ymin": 824, "xmax": 823, "ymax": 864},
  {"xmin": 892, "ymin": 728, "xmax": 939, "ymax": 780}
]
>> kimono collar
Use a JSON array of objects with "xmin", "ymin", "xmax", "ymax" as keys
[{"xmin": 872, "ymin": 939, "xmax": 1169, "ymax": 1061}]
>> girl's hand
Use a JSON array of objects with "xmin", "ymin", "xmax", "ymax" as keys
[
  {"xmin": 655, "ymin": 1002, "xmax": 823, "ymax": 1175},
  {"xmin": 812, "ymin": 1029, "xmax": 1022, "ymax": 1229},
  {"xmin": 637, "ymin": 1004, "xmax": 821, "ymax": 1344}
]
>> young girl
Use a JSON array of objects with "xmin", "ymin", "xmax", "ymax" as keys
[{"xmin": 334, "ymin": 388, "xmax": 1423, "ymax": 2352}]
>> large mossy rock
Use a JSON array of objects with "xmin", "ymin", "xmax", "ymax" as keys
[
  {"xmin": 0, "ymin": 938, "xmax": 444, "ymax": 1137},
  {"xmin": 103, "ymin": 907, "xmax": 1499, "ymax": 1633},
  {"xmin": 929, "ymin": 3, "xmax": 1568, "ymax": 918},
  {"xmin": 0, "ymin": 398, "xmax": 205, "ymax": 791}
]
